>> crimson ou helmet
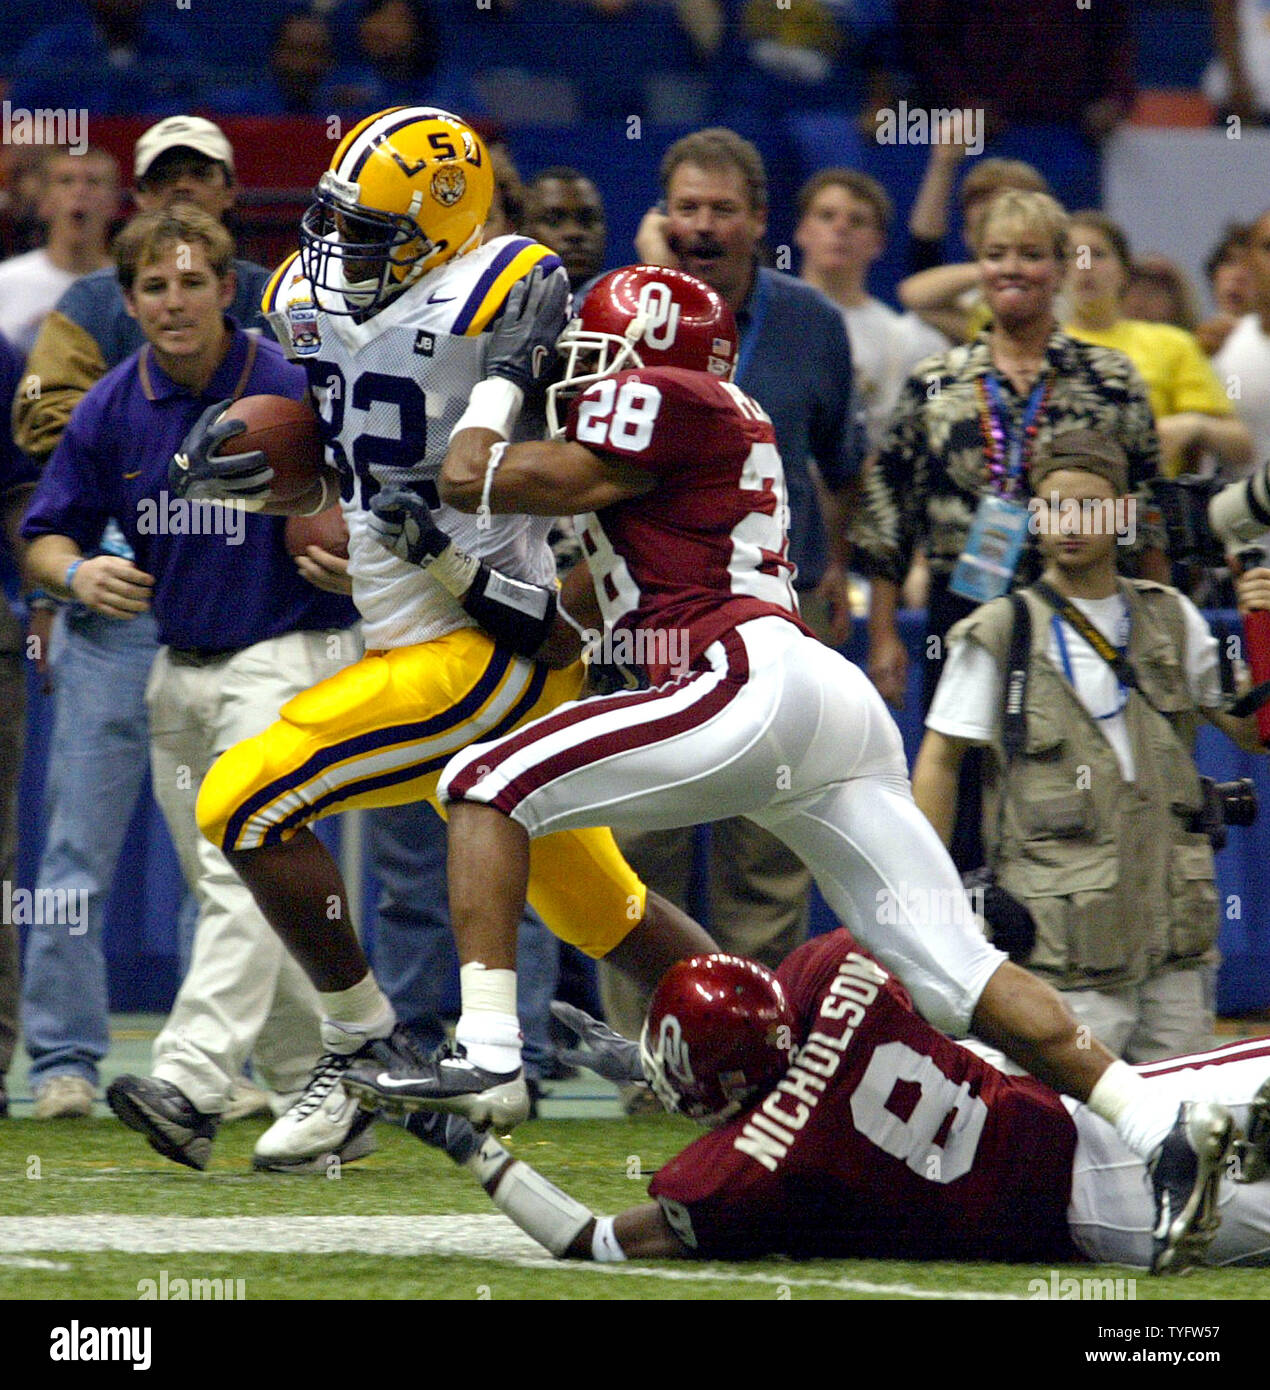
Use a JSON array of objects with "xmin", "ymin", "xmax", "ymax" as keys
[
  {"xmin": 639, "ymin": 954, "xmax": 796, "ymax": 1126},
  {"xmin": 546, "ymin": 265, "xmax": 739, "ymax": 438}
]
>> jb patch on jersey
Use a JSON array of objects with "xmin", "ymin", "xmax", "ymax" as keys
[{"xmin": 261, "ymin": 237, "xmax": 565, "ymax": 649}]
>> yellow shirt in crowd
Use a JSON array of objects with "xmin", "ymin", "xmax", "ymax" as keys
[{"xmin": 1064, "ymin": 317, "xmax": 1233, "ymax": 476}]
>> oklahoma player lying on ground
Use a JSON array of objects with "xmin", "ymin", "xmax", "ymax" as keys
[{"xmin": 410, "ymin": 929, "xmax": 1270, "ymax": 1271}]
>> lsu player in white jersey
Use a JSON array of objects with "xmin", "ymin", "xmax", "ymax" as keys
[{"xmin": 174, "ymin": 108, "xmax": 715, "ymax": 1169}]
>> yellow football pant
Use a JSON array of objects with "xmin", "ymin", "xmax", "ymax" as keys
[{"xmin": 197, "ymin": 628, "xmax": 645, "ymax": 957}]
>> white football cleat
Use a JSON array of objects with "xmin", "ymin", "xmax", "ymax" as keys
[{"xmin": 252, "ymin": 1050, "xmax": 376, "ymax": 1173}]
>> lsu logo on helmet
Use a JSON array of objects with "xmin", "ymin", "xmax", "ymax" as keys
[
  {"xmin": 431, "ymin": 164, "xmax": 466, "ymax": 208},
  {"xmin": 299, "ymin": 106, "xmax": 494, "ymax": 316}
]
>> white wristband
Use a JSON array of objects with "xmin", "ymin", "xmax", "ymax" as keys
[
  {"xmin": 591, "ymin": 1215, "xmax": 627, "ymax": 1263},
  {"xmin": 450, "ymin": 376, "xmax": 524, "ymax": 442}
]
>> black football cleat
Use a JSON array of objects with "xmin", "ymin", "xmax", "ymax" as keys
[
  {"xmin": 107, "ymin": 1075, "xmax": 219, "ymax": 1171},
  {"xmin": 1148, "ymin": 1101, "xmax": 1235, "ymax": 1275},
  {"xmin": 343, "ymin": 1037, "xmax": 530, "ymax": 1131}
]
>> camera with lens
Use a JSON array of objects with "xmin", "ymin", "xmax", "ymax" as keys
[
  {"xmin": 1148, "ymin": 461, "xmax": 1270, "ymax": 746},
  {"xmin": 1187, "ymin": 776, "xmax": 1259, "ymax": 851}
]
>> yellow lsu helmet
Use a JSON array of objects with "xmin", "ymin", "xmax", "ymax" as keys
[{"xmin": 299, "ymin": 106, "xmax": 494, "ymax": 315}]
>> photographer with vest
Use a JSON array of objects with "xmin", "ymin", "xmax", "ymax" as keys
[{"xmin": 913, "ymin": 429, "xmax": 1270, "ymax": 1062}]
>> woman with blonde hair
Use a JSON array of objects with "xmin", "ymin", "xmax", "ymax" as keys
[{"xmin": 857, "ymin": 190, "xmax": 1164, "ymax": 865}]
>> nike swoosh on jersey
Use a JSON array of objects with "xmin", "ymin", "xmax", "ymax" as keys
[{"xmin": 123, "ymin": 470, "xmax": 142, "ymax": 479}]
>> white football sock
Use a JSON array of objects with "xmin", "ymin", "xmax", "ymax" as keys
[
  {"xmin": 457, "ymin": 962, "xmax": 522, "ymax": 1072},
  {"xmin": 1087, "ymin": 1059, "xmax": 1175, "ymax": 1158},
  {"xmin": 318, "ymin": 973, "xmax": 395, "ymax": 1054}
]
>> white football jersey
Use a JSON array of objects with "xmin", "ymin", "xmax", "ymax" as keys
[{"xmin": 263, "ymin": 235, "xmax": 565, "ymax": 648}]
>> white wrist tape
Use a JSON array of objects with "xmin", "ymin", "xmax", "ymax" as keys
[
  {"xmin": 450, "ymin": 376, "xmax": 524, "ymax": 442},
  {"xmin": 480, "ymin": 441, "xmax": 509, "ymax": 520},
  {"xmin": 591, "ymin": 1216, "xmax": 626, "ymax": 1263},
  {"xmin": 426, "ymin": 543, "xmax": 482, "ymax": 598}
]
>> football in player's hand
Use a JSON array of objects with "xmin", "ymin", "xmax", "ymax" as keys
[
  {"xmin": 219, "ymin": 395, "xmax": 326, "ymax": 509},
  {"xmin": 285, "ymin": 505, "xmax": 349, "ymax": 559}
]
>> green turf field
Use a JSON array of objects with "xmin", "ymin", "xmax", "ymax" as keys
[{"xmin": 2, "ymin": 1111, "xmax": 1266, "ymax": 1303}]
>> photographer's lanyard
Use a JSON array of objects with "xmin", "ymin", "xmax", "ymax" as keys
[{"xmin": 1050, "ymin": 611, "xmax": 1130, "ymax": 720}]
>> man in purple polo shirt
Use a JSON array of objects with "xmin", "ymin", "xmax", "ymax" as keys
[{"xmin": 22, "ymin": 205, "xmax": 360, "ymax": 1171}]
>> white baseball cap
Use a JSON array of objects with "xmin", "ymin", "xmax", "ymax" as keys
[{"xmin": 134, "ymin": 115, "xmax": 235, "ymax": 183}]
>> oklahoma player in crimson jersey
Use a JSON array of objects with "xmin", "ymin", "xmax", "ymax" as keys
[
  {"xmin": 343, "ymin": 265, "xmax": 1237, "ymax": 1274},
  {"xmin": 407, "ymin": 930, "xmax": 1270, "ymax": 1269}
]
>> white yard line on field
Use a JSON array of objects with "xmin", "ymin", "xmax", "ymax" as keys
[{"xmin": 0, "ymin": 1215, "xmax": 1021, "ymax": 1298}]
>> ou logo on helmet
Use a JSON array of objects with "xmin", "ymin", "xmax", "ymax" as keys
[
  {"xmin": 635, "ymin": 281, "xmax": 680, "ymax": 350},
  {"xmin": 656, "ymin": 1013, "xmax": 694, "ymax": 1085}
]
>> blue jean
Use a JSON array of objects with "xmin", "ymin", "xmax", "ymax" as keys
[
  {"xmin": 364, "ymin": 799, "xmax": 560, "ymax": 1080},
  {"xmin": 21, "ymin": 607, "xmax": 158, "ymax": 1087}
]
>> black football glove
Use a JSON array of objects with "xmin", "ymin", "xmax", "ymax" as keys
[
  {"xmin": 550, "ymin": 1001, "xmax": 646, "ymax": 1086},
  {"xmin": 962, "ymin": 867, "xmax": 1038, "ymax": 963},
  {"xmin": 405, "ymin": 1110, "xmax": 483, "ymax": 1165},
  {"xmin": 170, "ymin": 398, "xmax": 274, "ymax": 506},
  {"xmin": 368, "ymin": 483, "xmax": 452, "ymax": 566},
  {"xmin": 486, "ymin": 263, "xmax": 570, "ymax": 393}
]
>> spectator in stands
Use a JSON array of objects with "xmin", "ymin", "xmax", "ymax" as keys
[
  {"xmin": 0, "ymin": 335, "xmax": 37, "ymax": 1119},
  {"xmin": 485, "ymin": 144, "xmax": 526, "ymax": 240},
  {"xmin": 16, "ymin": 116, "xmax": 277, "ymax": 1122},
  {"xmin": 349, "ymin": 0, "xmax": 442, "ymax": 106},
  {"xmin": 0, "ymin": 148, "xmax": 119, "ymax": 356},
  {"xmin": 0, "ymin": 149, "xmax": 56, "ymax": 260},
  {"xmin": 8, "ymin": 0, "xmax": 206, "ymax": 117},
  {"xmin": 795, "ymin": 167, "xmax": 946, "ymax": 454},
  {"xmin": 897, "ymin": 0, "xmax": 1135, "ymax": 146},
  {"xmin": 23, "ymin": 206, "xmax": 358, "ymax": 1166},
  {"xmin": 901, "ymin": 152, "xmax": 1053, "ymax": 342},
  {"xmin": 1214, "ymin": 208, "xmax": 1270, "ymax": 471},
  {"xmin": 606, "ymin": 128, "xmax": 859, "ymax": 1098},
  {"xmin": 1207, "ymin": 0, "xmax": 1270, "ymax": 122},
  {"xmin": 525, "ymin": 167, "xmax": 608, "ymax": 291},
  {"xmin": 208, "ymin": 8, "xmax": 351, "ymax": 118},
  {"xmin": 1197, "ymin": 223, "xmax": 1254, "ymax": 357},
  {"xmin": 1121, "ymin": 256, "xmax": 1203, "ymax": 336},
  {"xmin": 1065, "ymin": 211, "xmax": 1250, "ymax": 478},
  {"xmin": 855, "ymin": 191, "xmax": 1162, "ymax": 866},
  {"xmin": 716, "ymin": 0, "xmax": 895, "ymax": 249}
]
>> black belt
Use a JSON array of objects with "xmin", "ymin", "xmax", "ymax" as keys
[{"xmin": 166, "ymin": 645, "xmax": 246, "ymax": 666}]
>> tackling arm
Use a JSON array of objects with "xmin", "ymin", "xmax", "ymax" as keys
[
  {"xmin": 407, "ymin": 1112, "xmax": 690, "ymax": 1261},
  {"xmin": 440, "ymin": 426, "xmax": 656, "ymax": 517}
]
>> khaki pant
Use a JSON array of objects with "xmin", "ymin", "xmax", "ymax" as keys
[
  {"xmin": 1061, "ymin": 965, "xmax": 1215, "ymax": 1065},
  {"xmin": 600, "ymin": 819, "xmax": 811, "ymax": 1039},
  {"xmin": 0, "ymin": 649, "xmax": 22, "ymax": 1079}
]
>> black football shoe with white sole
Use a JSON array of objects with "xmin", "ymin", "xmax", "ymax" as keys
[
  {"xmin": 1148, "ymin": 1101, "xmax": 1235, "ymax": 1275},
  {"xmin": 342, "ymin": 1036, "xmax": 530, "ymax": 1131},
  {"xmin": 107, "ymin": 1075, "xmax": 219, "ymax": 1171}
]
